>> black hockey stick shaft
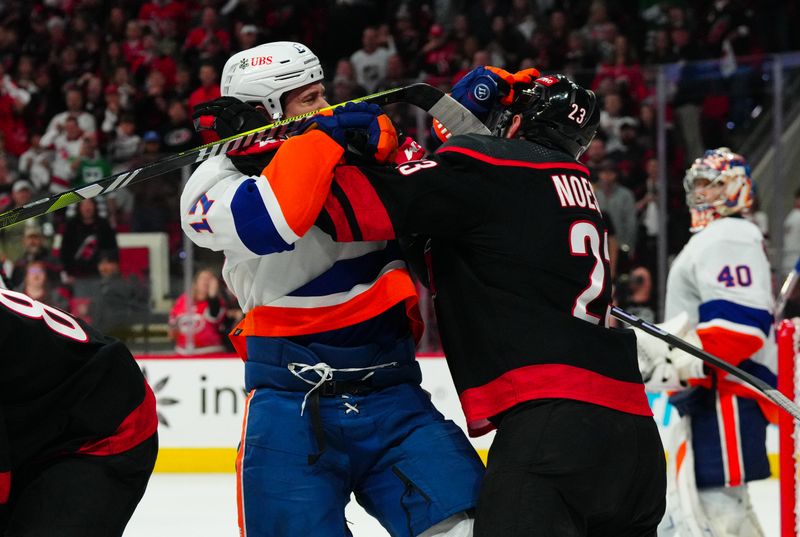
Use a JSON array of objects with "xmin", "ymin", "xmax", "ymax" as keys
[
  {"xmin": 611, "ymin": 306, "xmax": 800, "ymax": 421},
  {"xmin": 0, "ymin": 83, "xmax": 488, "ymax": 230}
]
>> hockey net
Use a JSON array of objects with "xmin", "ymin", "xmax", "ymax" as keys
[{"xmin": 778, "ymin": 318, "xmax": 800, "ymax": 536}]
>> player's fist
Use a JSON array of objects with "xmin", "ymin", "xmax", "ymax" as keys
[
  {"xmin": 310, "ymin": 102, "xmax": 398, "ymax": 164},
  {"xmin": 450, "ymin": 66, "xmax": 515, "ymax": 122},
  {"xmin": 193, "ymin": 97, "xmax": 269, "ymax": 139}
]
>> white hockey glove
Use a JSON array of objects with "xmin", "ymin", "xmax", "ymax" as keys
[{"xmin": 634, "ymin": 312, "xmax": 706, "ymax": 392}]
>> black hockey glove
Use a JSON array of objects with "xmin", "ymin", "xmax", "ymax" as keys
[
  {"xmin": 192, "ymin": 96, "xmax": 269, "ymax": 140},
  {"xmin": 193, "ymin": 97, "xmax": 278, "ymax": 176}
]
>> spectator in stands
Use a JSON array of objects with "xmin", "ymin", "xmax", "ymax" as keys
[
  {"xmin": 351, "ymin": 26, "xmax": 395, "ymax": 93},
  {"xmin": 0, "ymin": 180, "xmax": 35, "ymax": 265},
  {"xmin": 187, "ymin": 63, "xmax": 220, "ymax": 142},
  {"xmin": 419, "ymin": 23, "xmax": 456, "ymax": 82},
  {"xmin": 782, "ymin": 188, "xmax": 800, "ymax": 280},
  {"xmin": 0, "ymin": 62, "xmax": 30, "ymax": 158},
  {"xmin": 169, "ymin": 268, "xmax": 228, "ymax": 355},
  {"xmin": 136, "ymin": 70, "xmax": 171, "ymax": 132},
  {"xmin": 44, "ymin": 87, "xmax": 96, "ymax": 137},
  {"xmin": 595, "ymin": 160, "xmax": 637, "ymax": 257},
  {"xmin": 581, "ymin": 136, "xmax": 607, "ymax": 177},
  {"xmin": 108, "ymin": 114, "xmax": 141, "ymax": 170},
  {"xmin": 591, "ymin": 35, "xmax": 648, "ymax": 104},
  {"xmin": 85, "ymin": 249, "xmax": 149, "ymax": 338},
  {"xmin": 671, "ymin": 23, "xmax": 706, "ymax": 164},
  {"xmin": 508, "ymin": 0, "xmax": 537, "ymax": 41},
  {"xmin": 635, "ymin": 157, "xmax": 660, "ymax": 272},
  {"xmin": 138, "ymin": 0, "xmax": 189, "ymax": 38},
  {"xmin": 41, "ymin": 115, "xmax": 83, "ymax": 193},
  {"xmin": 392, "ymin": 5, "xmax": 422, "ymax": 67},
  {"xmin": 16, "ymin": 259, "xmax": 68, "ymax": 311},
  {"xmin": 598, "ymin": 91, "xmax": 626, "ymax": 149},
  {"xmin": 161, "ymin": 100, "xmax": 200, "ymax": 154},
  {"xmin": 608, "ymin": 117, "xmax": 646, "ymax": 189},
  {"xmin": 235, "ymin": 24, "xmax": 259, "ymax": 52},
  {"xmin": 59, "ymin": 198, "xmax": 118, "ymax": 280},
  {"xmin": 9, "ymin": 220, "xmax": 62, "ymax": 289},
  {"xmin": 183, "ymin": 6, "xmax": 231, "ymax": 58},
  {"xmin": 122, "ymin": 19, "xmax": 146, "ymax": 67},
  {"xmin": 17, "ymin": 132, "xmax": 51, "ymax": 192},
  {"xmin": 487, "ymin": 15, "xmax": 525, "ymax": 69},
  {"xmin": 73, "ymin": 134, "xmax": 111, "ymax": 188},
  {"xmin": 101, "ymin": 84, "xmax": 124, "ymax": 139}
]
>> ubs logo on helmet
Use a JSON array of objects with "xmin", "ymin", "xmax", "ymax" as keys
[
  {"xmin": 251, "ymin": 56, "xmax": 273, "ymax": 67},
  {"xmin": 473, "ymin": 83, "xmax": 491, "ymax": 102}
]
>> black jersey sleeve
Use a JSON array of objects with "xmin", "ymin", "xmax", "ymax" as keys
[{"xmin": 315, "ymin": 149, "xmax": 489, "ymax": 242}]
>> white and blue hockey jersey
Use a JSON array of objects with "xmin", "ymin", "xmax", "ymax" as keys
[
  {"xmin": 665, "ymin": 216, "xmax": 776, "ymax": 488},
  {"xmin": 179, "ymin": 131, "xmax": 422, "ymax": 359}
]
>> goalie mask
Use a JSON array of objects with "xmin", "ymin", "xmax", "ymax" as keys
[
  {"xmin": 684, "ymin": 147, "xmax": 754, "ymax": 232},
  {"xmin": 484, "ymin": 74, "xmax": 600, "ymax": 159},
  {"xmin": 221, "ymin": 41, "xmax": 324, "ymax": 120}
]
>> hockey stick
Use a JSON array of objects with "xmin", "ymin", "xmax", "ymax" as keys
[
  {"xmin": 0, "ymin": 83, "xmax": 490, "ymax": 230},
  {"xmin": 776, "ymin": 256, "xmax": 800, "ymax": 322},
  {"xmin": 611, "ymin": 305, "xmax": 800, "ymax": 421}
]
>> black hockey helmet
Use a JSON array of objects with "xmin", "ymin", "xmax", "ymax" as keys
[{"xmin": 485, "ymin": 74, "xmax": 600, "ymax": 159}]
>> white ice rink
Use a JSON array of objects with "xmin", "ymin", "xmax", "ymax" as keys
[{"xmin": 124, "ymin": 473, "xmax": 781, "ymax": 537}]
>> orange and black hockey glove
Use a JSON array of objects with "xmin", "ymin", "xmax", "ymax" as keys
[
  {"xmin": 308, "ymin": 102, "xmax": 398, "ymax": 164},
  {"xmin": 432, "ymin": 65, "xmax": 517, "ymax": 144}
]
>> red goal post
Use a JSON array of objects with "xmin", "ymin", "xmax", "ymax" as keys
[{"xmin": 779, "ymin": 318, "xmax": 800, "ymax": 537}]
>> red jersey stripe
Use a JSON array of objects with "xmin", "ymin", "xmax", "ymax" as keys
[
  {"xmin": 334, "ymin": 166, "xmax": 395, "ymax": 241},
  {"xmin": 438, "ymin": 145, "xmax": 590, "ymax": 175},
  {"xmin": 459, "ymin": 363, "xmax": 651, "ymax": 437},
  {"xmin": 718, "ymin": 392, "xmax": 743, "ymax": 486},
  {"xmin": 77, "ymin": 380, "xmax": 158, "ymax": 456},
  {"xmin": 0, "ymin": 471, "xmax": 8, "ymax": 504},
  {"xmin": 322, "ymin": 193, "xmax": 354, "ymax": 242}
]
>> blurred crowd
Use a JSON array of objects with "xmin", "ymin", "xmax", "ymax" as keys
[{"xmin": 0, "ymin": 0, "xmax": 798, "ymax": 348}]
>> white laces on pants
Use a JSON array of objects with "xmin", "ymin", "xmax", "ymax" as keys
[{"xmin": 287, "ymin": 361, "xmax": 399, "ymax": 415}]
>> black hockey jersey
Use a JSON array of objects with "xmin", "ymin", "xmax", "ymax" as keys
[
  {"xmin": 0, "ymin": 288, "xmax": 156, "ymax": 503},
  {"xmin": 313, "ymin": 133, "xmax": 650, "ymax": 436}
]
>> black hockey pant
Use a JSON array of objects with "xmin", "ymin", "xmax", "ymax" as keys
[
  {"xmin": 0, "ymin": 433, "xmax": 157, "ymax": 537},
  {"xmin": 474, "ymin": 399, "xmax": 666, "ymax": 537}
]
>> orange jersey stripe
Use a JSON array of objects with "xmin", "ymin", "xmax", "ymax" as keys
[
  {"xmin": 229, "ymin": 269, "xmax": 423, "ymax": 359},
  {"xmin": 236, "ymin": 389, "xmax": 255, "ymax": 536},
  {"xmin": 696, "ymin": 325, "xmax": 764, "ymax": 366},
  {"xmin": 262, "ymin": 130, "xmax": 344, "ymax": 237}
]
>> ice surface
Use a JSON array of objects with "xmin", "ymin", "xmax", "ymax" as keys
[{"xmin": 124, "ymin": 474, "xmax": 781, "ymax": 536}]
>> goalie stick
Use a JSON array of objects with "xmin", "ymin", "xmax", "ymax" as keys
[
  {"xmin": 0, "ymin": 83, "xmax": 489, "ymax": 230},
  {"xmin": 611, "ymin": 306, "xmax": 800, "ymax": 421}
]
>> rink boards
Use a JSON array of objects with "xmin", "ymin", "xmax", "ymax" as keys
[{"xmin": 135, "ymin": 354, "xmax": 779, "ymax": 475}]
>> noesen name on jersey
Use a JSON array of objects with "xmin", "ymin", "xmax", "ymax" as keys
[{"xmin": 551, "ymin": 174, "xmax": 602, "ymax": 214}]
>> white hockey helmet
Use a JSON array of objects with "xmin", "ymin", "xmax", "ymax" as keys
[{"xmin": 220, "ymin": 41, "xmax": 324, "ymax": 120}]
